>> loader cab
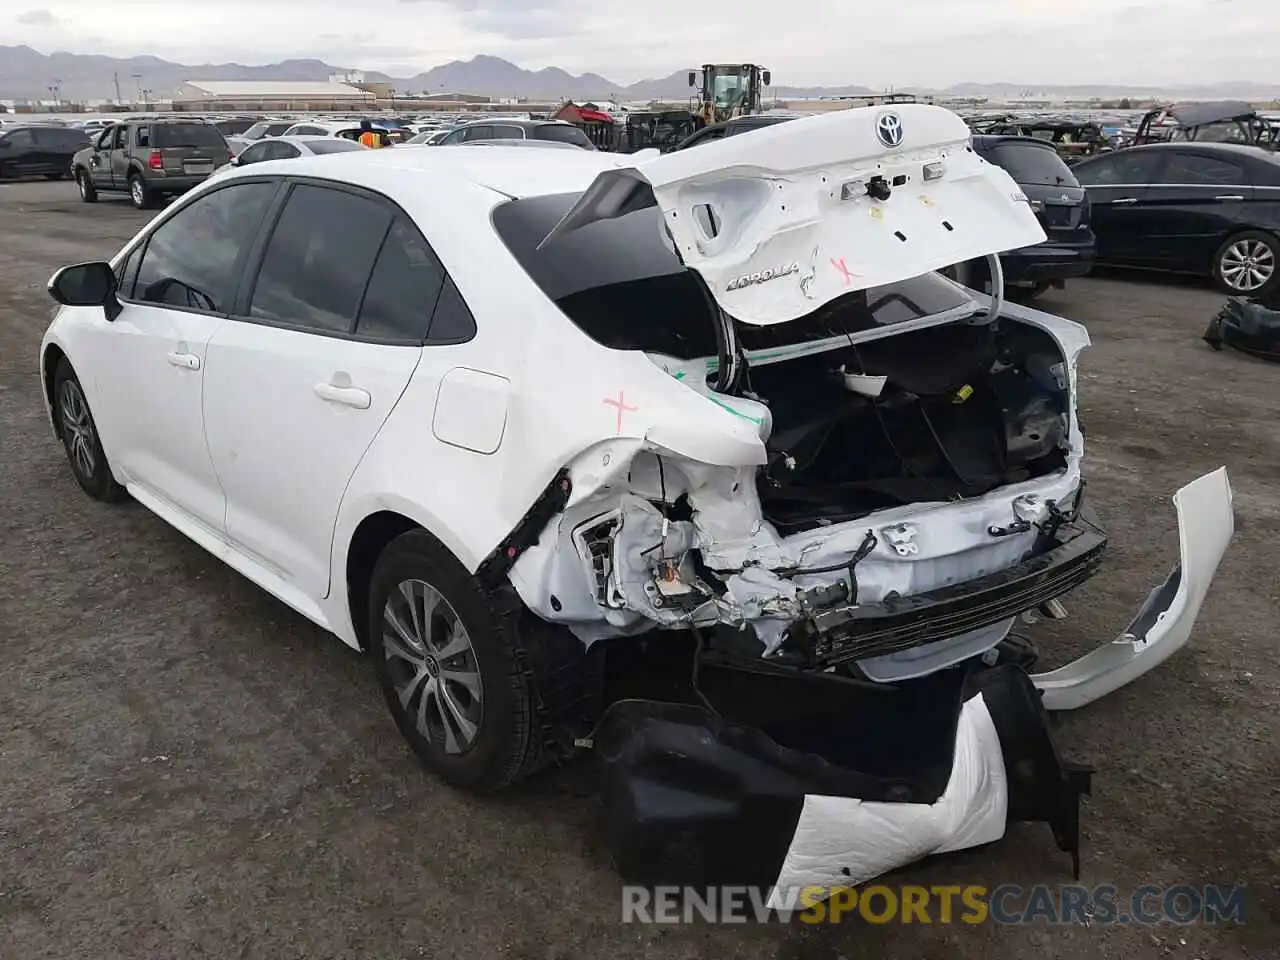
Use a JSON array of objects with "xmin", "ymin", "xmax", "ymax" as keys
[{"xmin": 688, "ymin": 63, "xmax": 771, "ymax": 125}]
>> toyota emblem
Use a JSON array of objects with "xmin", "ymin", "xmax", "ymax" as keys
[{"xmin": 875, "ymin": 111, "xmax": 904, "ymax": 148}]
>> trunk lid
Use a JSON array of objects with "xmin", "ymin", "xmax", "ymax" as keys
[{"xmin": 539, "ymin": 104, "xmax": 1046, "ymax": 326}]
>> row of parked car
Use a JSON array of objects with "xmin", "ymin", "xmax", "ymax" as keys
[{"xmin": 3, "ymin": 108, "xmax": 1278, "ymax": 297}]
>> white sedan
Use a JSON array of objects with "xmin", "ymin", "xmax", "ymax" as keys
[
  {"xmin": 39, "ymin": 106, "xmax": 1233, "ymax": 894},
  {"xmin": 209, "ymin": 135, "xmax": 366, "ymax": 178}
]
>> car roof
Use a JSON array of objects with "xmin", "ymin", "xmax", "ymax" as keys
[
  {"xmin": 451, "ymin": 118, "xmax": 571, "ymax": 129},
  {"xmin": 222, "ymin": 143, "xmax": 639, "ymax": 201},
  {"xmin": 1095, "ymin": 141, "xmax": 1279, "ymax": 162}
]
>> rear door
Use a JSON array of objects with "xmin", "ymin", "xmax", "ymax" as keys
[
  {"xmin": 1137, "ymin": 149, "xmax": 1252, "ymax": 271},
  {"xmin": 85, "ymin": 126, "xmax": 118, "ymax": 187},
  {"xmin": 201, "ymin": 182, "xmax": 441, "ymax": 597},
  {"xmin": 1074, "ymin": 149, "xmax": 1167, "ymax": 265}
]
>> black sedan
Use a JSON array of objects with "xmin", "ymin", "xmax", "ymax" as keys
[{"xmin": 1073, "ymin": 142, "xmax": 1280, "ymax": 297}]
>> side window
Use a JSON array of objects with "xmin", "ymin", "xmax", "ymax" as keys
[
  {"xmin": 5, "ymin": 130, "xmax": 33, "ymax": 148},
  {"xmin": 136, "ymin": 125, "xmax": 150, "ymax": 148},
  {"xmin": 133, "ymin": 181, "xmax": 276, "ymax": 313},
  {"xmin": 462, "ymin": 125, "xmax": 494, "ymax": 141},
  {"xmin": 273, "ymin": 142, "xmax": 301, "ymax": 159},
  {"xmin": 95, "ymin": 128, "xmax": 114, "ymax": 150},
  {"xmin": 428, "ymin": 278, "xmax": 478, "ymax": 343},
  {"xmin": 1164, "ymin": 152, "xmax": 1245, "ymax": 185},
  {"xmin": 111, "ymin": 126, "xmax": 127, "ymax": 150},
  {"xmin": 248, "ymin": 184, "xmax": 392, "ymax": 334},
  {"xmin": 440, "ymin": 129, "xmax": 466, "ymax": 145},
  {"xmin": 355, "ymin": 217, "xmax": 446, "ymax": 342},
  {"xmin": 1075, "ymin": 151, "xmax": 1161, "ymax": 186},
  {"xmin": 489, "ymin": 125, "xmax": 524, "ymax": 140}
]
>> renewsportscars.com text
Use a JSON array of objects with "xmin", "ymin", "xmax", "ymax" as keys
[{"xmin": 622, "ymin": 883, "xmax": 1247, "ymax": 925}]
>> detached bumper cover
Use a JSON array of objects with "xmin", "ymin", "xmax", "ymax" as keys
[
  {"xmin": 1031, "ymin": 467, "xmax": 1234, "ymax": 710},
  {"xmin": 1204, "ymin": 296, "xmax": 1280, "ymax": 362}
]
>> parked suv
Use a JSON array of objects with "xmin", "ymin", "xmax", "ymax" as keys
[
  {"xmin": 0, "ymin": 124, "xmax": 90, "ymax": 180},
  {"xmin": 72, "ymin": 119, "xmax": 232, "ymax": 209}
]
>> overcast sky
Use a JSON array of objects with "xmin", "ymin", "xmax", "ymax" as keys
[{"xmin": 10, "ymin": 0, "xmax": 1279, "ymax": 87}]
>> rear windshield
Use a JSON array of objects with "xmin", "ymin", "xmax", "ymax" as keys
[
  {"xmin": 492, "ymin": 192, "xmax": 973, "ymax": 359},
  {"xmin": 303, "ymin": 139, "xmax": 364, "ymax": 155},
  {"xmin": 215, "ymin": 119, "xmax": 257, "ymax": 136},
  {"xmin": 984, "ymin": 142, "xmax": 1078, "ymax": 187},
  {"xmin": 533, "ymin": 124, "xmax": 594, "ymax": 149},
  {"xmin": 153, "ymin": 123, "xmax": 227, "ymax": 148}
]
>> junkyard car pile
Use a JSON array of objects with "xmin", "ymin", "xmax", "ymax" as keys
[{"xmin": 40, "ymin": 105, "xmax": 1234, "ymax": 903}]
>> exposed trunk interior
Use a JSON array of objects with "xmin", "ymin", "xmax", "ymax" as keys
[{"xmin": 738, "ymin": 320, "xmax": 1071, "ymax": 535}]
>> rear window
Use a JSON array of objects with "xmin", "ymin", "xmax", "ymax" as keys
[
  {"xmin": 492, "ymin": 192, "xmax": 973, "ymax": 359},
  {"xmin": 983, "ymin": 141, "xmax": 1077, "ymax": 187},
  {"xmin": 153, "ymin": 123, "xmax": 227, "ymax": 148},
  {"xmin": 533, "ymin": 124, "xmax": 594, "ymax": 149},
  {"xmin": 303, "ymin": 139, "xmax": 364, "ymax": 155}
]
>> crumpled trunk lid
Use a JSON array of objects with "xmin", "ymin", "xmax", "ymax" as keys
[{"xmin": 540, "ymin": 104, "xmax": 1047, "ymax": 326}]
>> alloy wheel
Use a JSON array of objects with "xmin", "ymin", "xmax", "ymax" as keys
[
  {"xmin": 1219, "ymin": 238, "xmax": 1276, "ymax": 293},
  {"xmin": 59, "ymin": 379, "xmax": 96, "ymax": 478},
  {"xmin": 130, "ymin": 179, "xmax": 144, "ymax": 206},
  {"xmin": 381, "ymin": 579, "xmax": 484, "ymax": 754}
]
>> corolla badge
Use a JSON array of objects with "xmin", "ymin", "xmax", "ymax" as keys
[
  {"xmin": 725, "ymin": 262, "xmax": 800, "ymax": 291},
  {"xmin": 875, "ymin": 111, "xmax": 904, "ymax": 148}
]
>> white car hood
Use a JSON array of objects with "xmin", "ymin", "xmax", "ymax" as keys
[{"xmin": 540, "ymin": 104, "xmax": 1047, "ymax": 326}]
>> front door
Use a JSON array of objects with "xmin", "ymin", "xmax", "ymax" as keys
[
  {"xmin": 85, "ymin": 126, "xmax": 118, "ymax": 188},
  {"xmin": 202, "ymin": 182, "xmax": 435, "ymax": 598},
  {"xmin": 92, "ymin": 179, "xmax": 280, "ymax": 532}
]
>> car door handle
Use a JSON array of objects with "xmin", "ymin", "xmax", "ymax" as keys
[
  {"xmin": 1111, "ymin": 197, "xmax": 1138, "ymax": 205},
  {"xmin": 1214, "ymin": 195, "xmax": 1244, "ymax": 201},
  {"xmin": 314, "ymin": 382, "xmax": 371, "ymax": 409},
  {"xmin": 166, "ymin": 351, "xmax": 200, "ymax": 370}
]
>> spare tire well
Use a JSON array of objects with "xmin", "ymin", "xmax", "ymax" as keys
[{"xmin": 346, "ymin": 511, "xmax": 421, "ymax": 650}]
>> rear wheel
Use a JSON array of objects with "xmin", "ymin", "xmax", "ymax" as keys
[
  {"xmin": 76, "ymin": 168, "xmax": 97, "ymax": 203},
  {"xmin": 367, "ymin": 530, "xmax": 585, "ymax": 792},
  {"xmin": 128, "ymin": 174, "xmax": 155, "ymax": 210},
  {"xmin": 1213, "ymin": 230, "xmax": 1278, "ymax": 297},
  {"xmin": 52, "ymin": 358, "xmax": 126, "ymax": 502}
]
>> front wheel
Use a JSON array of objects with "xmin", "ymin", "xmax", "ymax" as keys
[
  {"xmin": 1213, "ymin": 230, "xmax": 1278, "ymax": 297},
  {"xmin": 368, "ymin": 531, "xmax": 560, "ymax": 792},
  {"xmin": 51, "ymin": 358, "xmax": 126, "ymax": 501},
  {"xmin": 76, "ymin": 168, "xmax": 98, "ymax": 203}
]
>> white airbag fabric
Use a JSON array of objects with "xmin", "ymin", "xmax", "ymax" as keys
[{"xmin": 767, "ymin": 694, "xmax": 1007, "ymax": 910}]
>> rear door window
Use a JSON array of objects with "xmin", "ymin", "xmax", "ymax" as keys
[
  {"xmin": 1075, "ymin": 150, "xmax": 1163, "ymax": 186},
  {"xmin": 533, "ymin": 124, "xmax": 594, "ymax": 148},
  {"xmin": 133, "ymin": 181, "xmax": 277, "ymax": 313},
  {"xmin": 984, "ymin": 142, "xmax": 1078, "ymax": 187},
  {"xmin": 1163, "ymin": 152, "xmax": 1245, "ymax": 185},
  {"xmin": 247, "ymin": 184, "xmax": 392, "ymax": 334},
  {"xmin": 153, "ymin": 123, "xmax": 226, "ymax": 147},
  {"xmin": 489, "ymin": 125, "xmax": 524, "ymax": 140},
  {"xmin": 461, "ymin": 125, "xmax": 494, "ymax": 141},
  {"xmin": 355, "ymin": 217, "xmax": 448, "ymax": 342}
]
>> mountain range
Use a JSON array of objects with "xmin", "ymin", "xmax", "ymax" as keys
[{"xmin": 3, "ymin": 45, "xmax": 1280, "ymax": 104}]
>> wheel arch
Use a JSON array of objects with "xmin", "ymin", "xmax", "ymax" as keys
[
  {"xmin": 42, "ymin": 343, "xmax": 69, "ymax": 439},
  {"xmin": 344, "ymin": 510, "xmax": 429, "ymax": 651}
]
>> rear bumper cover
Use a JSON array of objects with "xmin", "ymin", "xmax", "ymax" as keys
[
  {"xmin": 1001, "ymin": 242, "xmax": 1096, "ymax": 285},
  {"xmin": 595, "ymin": 469, "xmax": 1233, "ymax": 900}
]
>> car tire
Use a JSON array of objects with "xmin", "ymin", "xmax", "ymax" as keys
[
  {"xmin": 75, "ymin": 168, "xmax": 98, "ymax": 203},
  {"xmin": 367, "ymin": 529, "xmax": 585, "ymax": 792},
  {"xmin": 128, "ymin": 173, "xmax": 155, "ymax": 210},
  {"xmin": 51, "ymin": 358, "xmax": 126, "ymax": 502},
  {"xmin": 1213, "ymin": 230, "xmax": 1279, "ymax": 298}
]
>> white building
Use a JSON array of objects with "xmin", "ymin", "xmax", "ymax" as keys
[{"xmin": 172, "ymin": 80, "xmax": 375, "ymax": 112}]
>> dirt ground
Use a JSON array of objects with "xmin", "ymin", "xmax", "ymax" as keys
[{"xmin": 1, "ymin": 180, "xmax": 1277, "ymax": 960}]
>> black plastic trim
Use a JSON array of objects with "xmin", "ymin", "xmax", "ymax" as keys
[{"xmin": 475, "ymin": 468, "xmax": 573, "ymax": 588}]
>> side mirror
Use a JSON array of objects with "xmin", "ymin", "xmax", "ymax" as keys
[
  {"xmin": 762, "ymin": 70, "xmax": 771, "ymax": 87},
  {"xmin": 688, "ymin": 71, "xmax": 697, "ymax": 88},
  {"xmin": 48, "ymin": 261, "xmax": 121, "ymax": 321}
]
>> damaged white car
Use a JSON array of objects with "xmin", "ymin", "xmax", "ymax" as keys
[{"xmin": 40, "ymin": 104, "xmax": 1233, "ymax": 897}]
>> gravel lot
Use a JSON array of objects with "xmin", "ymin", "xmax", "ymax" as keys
[{"xmin": 1, "ymin": 179, "xmax": 1277, "ymax": 960}]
